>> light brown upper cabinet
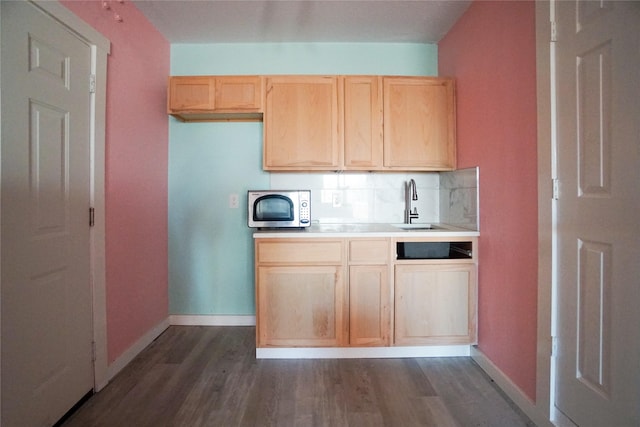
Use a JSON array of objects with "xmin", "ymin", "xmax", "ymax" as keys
[
  {"xmin": 263, "ymin": 76, "xmax": 341, "ymax": 170},
  {"xmin": 168, "ymin": 74, "xmax": 456, "ymax": 171},
  {"xmin": 264, "ymin": 75, "xmax": 383, "ymax": 171},
  {"xmin": 264, "ymin": 75, "xmax": 455, "ymax": 171},
  {"xmin": 383, "ymin": 77, "xmax": 456, "ymax": 170},
  {"xmin": 168, "ymin": 76, "xmax": 263, "ymax": 122},
  {"xmin": 343, "ymin": 76, "xmax": 384, "ymax": 170}
]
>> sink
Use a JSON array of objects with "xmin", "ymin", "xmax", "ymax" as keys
[{"xmin": 391, "ymin": 223, "xmax": 440, "ymax": 230}]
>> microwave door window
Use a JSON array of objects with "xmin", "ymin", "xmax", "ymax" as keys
[{"xmin": 254, "ymin": 196, "xmax": 294, "ymax": 221}]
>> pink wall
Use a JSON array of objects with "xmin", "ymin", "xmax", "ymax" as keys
[
  {"xmin": 439, "ymin": 1, "xmax": 538, "ymax": 400},
  {"xmin": 60, "ymin": 1, "xmax": 169, "ymax": 363}
]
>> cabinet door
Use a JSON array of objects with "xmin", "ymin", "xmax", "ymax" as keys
[
  {"xmin": 168, "ymin": 76, "xmax": 215, "ymax": 111},
  {"xmin": 343, "ymin": 76, "xmax": 383, "ymax": 170},
  {"xmin": 383, "ymin": 77, "xmax": 456, "ymax": 170},
  {"xmin": 257, "ymin": 265, "xmax": 346, "ymax": 347},
  {"xmin": 394, "ymin": 263, "xmax": 476, "ymax": 345},
  {"xmin": 215, "ymin": 76, "xmax": 263, "ymax": 111},
  {"xmin": 349, "ymin": 265, "xmax": 390, "ymax": 346},
  {"xmin": 264, "ymin": 76, "xmax": 341, "ymax": 170}
]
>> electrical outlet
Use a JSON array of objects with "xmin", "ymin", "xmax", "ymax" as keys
[
  {"xmin": 229, "ymin": 193, "xmax": 239, "ymax": 209},
  {"xmin": 332, "ymin": 191, "xmax": 342, "ymax": 208}
]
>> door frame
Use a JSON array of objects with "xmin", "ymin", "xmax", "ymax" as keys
[
  {"xmin": 0, "ymin": 0, "xmax": 111, "ymax": 406},
  {"xmin": 535, "ymin": 0, "xmax": 554, "ymax": 423},
  {"xmin": 535, "ymin": 2, "xmax": 580, "ymax": 426}
]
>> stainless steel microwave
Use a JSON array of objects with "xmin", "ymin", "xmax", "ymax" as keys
[{"xmin": 248, "ymin": 190, "xmax": 311, "ymax": 228}]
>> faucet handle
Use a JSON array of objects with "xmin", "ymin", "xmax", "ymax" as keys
[{"xmin": 408, "ymin": 207, "xmax": 419, "ymax": 223}]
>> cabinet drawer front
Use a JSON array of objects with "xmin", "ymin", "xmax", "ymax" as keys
[
  {"xmin": 256, "ymin": 240, "xmax": 343, "ymax": 264},
  {"xmin": 349, "ymin": 239, "xmax": 389, "ymax": 263}
]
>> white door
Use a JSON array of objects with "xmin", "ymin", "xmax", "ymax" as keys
[
  {"xmin": 1, "ymin": 1, "xmax": 94, "ymax": 425},
  {"xmin": 554, "ymin": 1, "xmax": 640, "ymax": 426}
]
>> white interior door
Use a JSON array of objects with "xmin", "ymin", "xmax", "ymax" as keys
[
  {"xmin": 553, "ymin": 1, "xmax": 640, "ymax": 426},
  {"xmin": 1, "ymin": 1, "xmax": 94, "ymax": 425}
]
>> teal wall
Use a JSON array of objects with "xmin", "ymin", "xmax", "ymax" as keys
[
  {"xmin": 169, "ymin": 43, "xmax": 438, "ymax": 315},
  {"xmin": 169, "ymin": 122, "xmax": 266, "ymax": 314},
  {"xmin": 171, "ymin": 43, "xmax": 437, "ymax": 75}
]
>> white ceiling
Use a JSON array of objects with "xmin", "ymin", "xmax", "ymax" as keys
[{"xmin": 131, "ymin": 0, "xmax": 471, "ymax": 44}]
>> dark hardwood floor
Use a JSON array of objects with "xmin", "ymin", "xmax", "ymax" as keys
[{"xmin": 62, "ymin": 326, "xmax": 536, "ymax": 426}]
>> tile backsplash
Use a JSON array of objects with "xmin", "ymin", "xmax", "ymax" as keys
[
  {"xmin": 270, "ymin": 167, "xmax": 479, "ymax": 229},
  {"xmin": 440, "ymin": 167, "xmax": 479, "ymax": 230}
]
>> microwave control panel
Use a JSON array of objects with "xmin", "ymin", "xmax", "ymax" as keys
[{"xmin": 299, "ymin": 193, "xmax": 311, "ymax": 225}]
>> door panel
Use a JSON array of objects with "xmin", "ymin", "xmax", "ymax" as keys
[
  {"xmin": 1, "ymin": 1, "xmax": 94, "ymax": 425},
  {"xmin": 554, "ymin": 1, "xmax": 640, "ymax": 425}
]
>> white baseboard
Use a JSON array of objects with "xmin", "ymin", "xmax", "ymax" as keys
[
  {"xmin": 471, "ymin": 346, "xmax": 554, "ymax": 427},
  {"xmin": 100, "ymin": 316, "xmax": 253, "ymax": 389},
  {"xmin": 169, "ymin": 314, "xmax": 256, "ymax": 326},
  {"xmin": 104, "ymin": 317, "xmax": 170, "ymax": 385},
  {"xmin": 257, "ymin": 345, "xmax": 471, "ymax": 359}
]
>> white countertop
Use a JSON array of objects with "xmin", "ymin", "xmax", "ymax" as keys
[{"xmin": 252, "ymin": 223, "xmax": 480, "ymax": 238}]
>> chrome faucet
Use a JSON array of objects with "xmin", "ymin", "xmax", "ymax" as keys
[{"xmin": 404, "ymin": 179, "xmax": 419, "ymax": 223}]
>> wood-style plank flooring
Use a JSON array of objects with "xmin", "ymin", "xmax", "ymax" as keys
[{"xmin": 62, "ymin": 326, "xmax": 537, "ymax": 426}]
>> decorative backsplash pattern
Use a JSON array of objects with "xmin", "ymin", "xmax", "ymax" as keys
[{"xmin": 270, "ymin": 167, "xmax": 479, "ymax": 230}]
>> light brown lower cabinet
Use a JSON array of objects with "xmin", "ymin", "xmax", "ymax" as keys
[
  {"xmin": 257, "ymin": 265, "xmax": 345, "ymax": 347},
  {"xmin": 255, "ymin": 239, "xmax": 347, "ymax": 347},
  {"xmin": 255, "ymin": 237, "xmax": 477, "ymax": 349},
  {"xmin": 348, "ymin": 239, "xmax": 390, "ymax": 346},
  {"xmin": 394, "ymin": 263, "xmax": 477, "ymax": 345}
]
